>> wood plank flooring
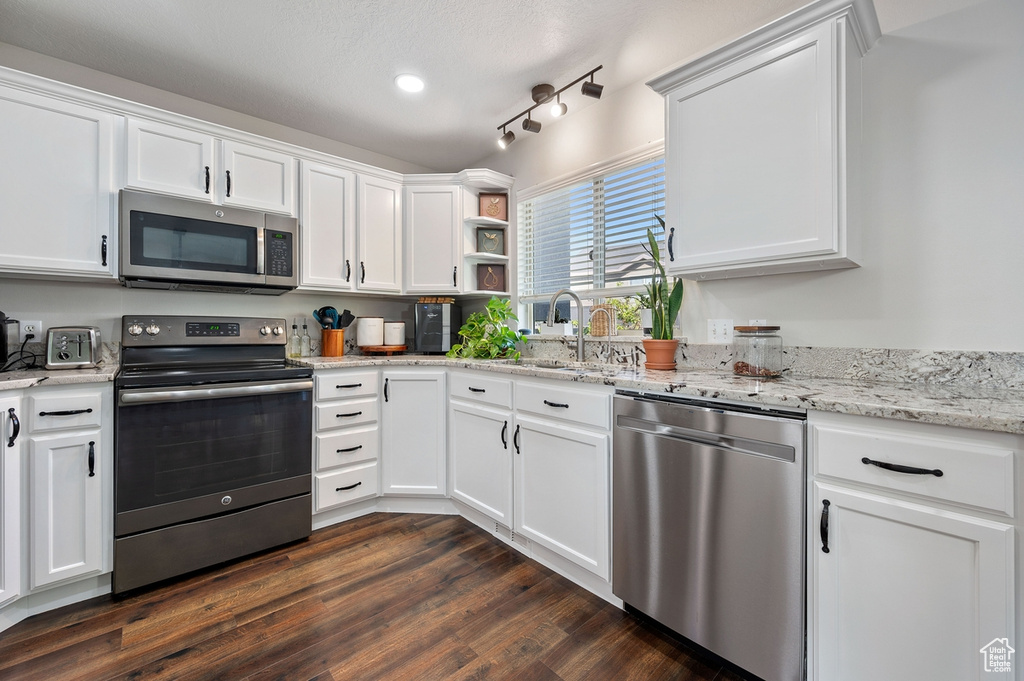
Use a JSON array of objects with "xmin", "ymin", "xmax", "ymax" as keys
[{"xmin": 0, "ymin": 513, "xmax": 750, "ymax": 681}]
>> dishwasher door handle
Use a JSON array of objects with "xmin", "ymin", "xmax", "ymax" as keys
[{"xmin": 616, "ymin": 415, "xmax": 795, "ymax": 463}]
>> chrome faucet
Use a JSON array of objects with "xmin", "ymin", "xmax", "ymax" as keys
[
  {"xmin": 589, "ymin": 307, "xmax": 613, "ymax": 362},
  {"xmin": 546, "ymin": 288, "xmax": 585, "ymax": 362}
]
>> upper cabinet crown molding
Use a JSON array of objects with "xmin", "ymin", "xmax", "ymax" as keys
[{"xmin": 648, "ymin": 0, "xmax": 880, "ymax": 281}]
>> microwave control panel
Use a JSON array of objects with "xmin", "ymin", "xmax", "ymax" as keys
[{"xmin": 266, "ymin": 230, "xmax": 293, "ymax": 278}]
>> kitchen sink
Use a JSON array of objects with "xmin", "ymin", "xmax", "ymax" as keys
[{"xmin": 517, "ymin": 359, "xmax": 631, "ymax": 377}]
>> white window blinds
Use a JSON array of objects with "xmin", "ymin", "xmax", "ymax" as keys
[{"xmin": 518, "ymin": 155, "xmax": 664, "ymax": 300}]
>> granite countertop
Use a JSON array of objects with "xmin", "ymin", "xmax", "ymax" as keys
[
  {"xmin": 294, "ymin": 355, "xmax": 1024, "ymax": 435},
  {"xmin": 0, "ymin": 343, "xmax": 119, "ymax": 390}
]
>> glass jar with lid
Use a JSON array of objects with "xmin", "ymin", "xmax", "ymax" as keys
[{"xmin": 733, "ymin": 326, "xmax": 782, "ymax": 378}]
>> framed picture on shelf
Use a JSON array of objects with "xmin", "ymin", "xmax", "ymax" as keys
[
  {"xmin": 476, "ymin": 227, "xmax": 505, "ymax": 255},
  {"xmin": 478, "ymin": 193, "xmax": 508, "ymax": 221},
  {"xmin": 476, "ymin": 264, "xmax": 506, "ymax": 292}
]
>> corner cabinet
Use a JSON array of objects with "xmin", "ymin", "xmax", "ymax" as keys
[
  {"xmin": 356, "ymin": 175, "xmax": 403, "ymax": 293},
  {"xmin": 648, "ymin": 0, "xmax": 881, "ymax": 280},
  {"xmin": 403, "ymin": 184, "xmax": 461, "ymax": 294},
  {"xmin": 0, "ymin": 84, "xmax": 118, "ymax": 279},
  {"xmin": 808, "ymin": 411, "xmax": 1016, "ymax": 681},
  {"xmin": 456, "ymin": 169, "xmax": 514, "ymax": 296},
  {"xmin": 381, "ymin": 370, "xmax": 446, "ymax": 496}
]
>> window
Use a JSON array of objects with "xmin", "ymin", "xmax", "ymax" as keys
[{"xmin": 517, "ymin": 152, "xmax": 665, "ymax": 331}]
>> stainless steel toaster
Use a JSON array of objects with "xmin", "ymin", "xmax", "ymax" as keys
[{"xmin": 46, "ymin": 326, "xmax": 102, "ymax": 369}]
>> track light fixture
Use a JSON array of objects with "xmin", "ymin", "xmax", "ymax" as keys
[{"xmin": 496, "ymin": 65, "xmax": 603, "ymax": 149}]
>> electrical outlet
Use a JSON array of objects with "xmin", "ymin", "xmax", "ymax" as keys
[
  {"xmin": 19, "ymin": 320, "xmax": 42, "ymax": 343},
  {"xmin": 749, "ymin": 319, "xmax": 767, "ymax": 326},
  {"xmin": 707, "ymin": 319, "xmax": 733, "ymax": 344}
]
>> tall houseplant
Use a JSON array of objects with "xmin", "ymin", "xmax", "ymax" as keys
[
  {"xmin": 641, "ymin": 216, "xmax": 683, "ymax": 369},
  {"xmin": 446, "ymin": 296, "xmax": 527, "ymax": 360}
]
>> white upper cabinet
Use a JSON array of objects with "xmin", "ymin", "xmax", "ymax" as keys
[
  {"xmin": 403, "ymin": 184, "xmax": 461, "ymax": 294},
  {"xmin": 648, "ymin": 0, "xmax": 880, "ymax": 280},
  {"xmin": 125, "ymin": 117, "xmax": 297, "ymax": 215},
  {"xmin": 356, "ymin": 175, "xmax": 402, "ymax": 293},
  {"xmin": 299, "ymin": 160, "xmax": 356, "ymax": 291},
  {"xmin": 0, "ymin": 85, "xmax": 118, "ymax": 279}
]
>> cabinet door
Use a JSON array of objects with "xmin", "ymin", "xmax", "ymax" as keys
[
  {"xmin": 514, "ymin": 414, "xmax": 610, "ymax": 579},
  {"xmin": 662, "ymin": 21, "xmax": 850, "ymax": 279},
  {"xmin": 125, "ymin": 117, "xmax": 215, "ymax": 200},
  {"xmin": 220, "ymin": 140, "xmax": 297, "ymax": 215},
  {"xmin": 300, "ymin": 161, "xmax": 356, "ymax": 290},
  {"xmin": 811, "ymin": 482, "xmax": 1014, "ymax": 681},
  {"xmin": 356, "ymin": 175, "xmax": 402, "ymax": 292},
  {"xmin": 381, "ymin": 371, "xmax": 446, "ymax": 496},
  {"xmin": 29, "ymin": 432, "xmax": 104, "ymax": 589},
  {"xmin": 0, "ymin": 85, "xmax": 117, "ymax": 278},
  {"xmin": 450, "ymin": 401, "xmax": 512, "ymax": 527},
  {"xmin": 0, "ymin": 396, "xmax": 22, "ymax": 608},
  {"xmin": 404, "ymin": 185, "xmax": 460, "ymax": 293}
]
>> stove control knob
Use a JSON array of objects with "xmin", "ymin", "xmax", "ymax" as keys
[
  {"xmin": 259, "ymin": 325, "xmax": 272, "ymax": 336},
  {"xmin": 272, "ymin": 325, "xmax": 285, "ymax": 336},
  {"xmin": 127, "ymin": 323, "xmax": 143, "ymax": 336},
  {"xmin": 145, "ymin": 324, "xmax": 160, "ymax": 336}
]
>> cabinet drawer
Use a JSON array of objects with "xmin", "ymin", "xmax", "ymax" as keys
[
  {"xmin": 315, "ymin": 462, "xmax": 378, "ymax": 512},
  {"xmin": 315, "ymin": 397, "xmax": 378, "ymax": 431},
  {"xmin": 316, "ymin": 426, "xmax": 379, "ymax": 470},
  {"xmin": 316, "ymin": 371, "xmax": 379, "ymax": 400},
  {"xmin": 516, "ymin": 381, "xmax": 611, "ymax": 431},
  {"xmin": 28, "ymin": 391, "xmax": 104, "ymax": 432},
  {"xmin": 450, "ymin": 372, "xmax": 512, "ymax": 409},
  {"xmin": 812, "ymin": 418, "xmax": 1015, "ymax": 516}
]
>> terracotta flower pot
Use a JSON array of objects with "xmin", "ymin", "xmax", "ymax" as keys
[{"xmin": 642, "ymin": 338, "xmax": 679, "ymax": 371}]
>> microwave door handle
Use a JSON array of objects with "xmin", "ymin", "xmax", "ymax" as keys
[{"xmin": 256, "ymin": 228, "xmax": 265, "ymax": 275}]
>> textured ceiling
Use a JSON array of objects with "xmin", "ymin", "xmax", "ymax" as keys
[{"xmin": 0, "ymin": 0, "xmax": 989, "ymax": 171}]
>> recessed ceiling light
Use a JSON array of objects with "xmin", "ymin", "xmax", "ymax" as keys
[{"xmin": 395, "ymin": 74, "xmax": 424, "ymax": 93}]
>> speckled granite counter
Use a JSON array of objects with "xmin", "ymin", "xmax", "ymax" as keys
[
  {"xmin": 293, "ymin": 355, "xmax": 1024, "ymax": 435},
  {"xmin": 0, "ymin": 343, "xmax": 118, "ymax": 390}
]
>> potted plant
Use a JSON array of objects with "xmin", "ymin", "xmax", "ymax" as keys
[
  {"xmin": 641, "ymin": 216, "xmax": 683, "ymax": 370},
  {"xmin": 446, "ymin": 296, "xmax": 528, "ymax": 360}
]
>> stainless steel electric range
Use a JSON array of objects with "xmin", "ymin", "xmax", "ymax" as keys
[{"xmin": 113, "ymin": 315, "xmax": 313, "ymax": 594}]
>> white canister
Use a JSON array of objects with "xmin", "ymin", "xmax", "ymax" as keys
[
  {"xmin": 384, "ymin": 321, "xmax": 406, "ymax": 346},
  {"xmin": 357, "ymin": 317, "xmax": 384, "ymax": 346}
]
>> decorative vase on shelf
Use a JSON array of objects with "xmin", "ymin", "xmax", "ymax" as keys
[{"xmin": 642, "ymin": 338, "xmax": 679, "ymax": 371}]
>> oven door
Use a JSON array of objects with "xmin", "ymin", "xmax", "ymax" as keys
[{"xmin": 115, "ymin": 377, "xmax": 312, "ymax": 537}]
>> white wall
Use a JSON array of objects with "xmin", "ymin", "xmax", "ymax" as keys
[{"xmin": 476, "ymin": 0, "xmax": 1024, "ymax": 352}]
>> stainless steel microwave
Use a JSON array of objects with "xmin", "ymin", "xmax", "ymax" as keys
[{"xmin": 119, "ymin": 189, "xmax": 298, "ymax": 295}]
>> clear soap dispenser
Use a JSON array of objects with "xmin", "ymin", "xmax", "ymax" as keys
[
  {"xmin": 300, "ymin": 318, "xmax": 312, "ymax": 357},
  {"xmin": 288, "ymin": 318, "xmax": 301, "ymax": 358}
]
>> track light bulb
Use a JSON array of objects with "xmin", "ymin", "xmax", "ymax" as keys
[
  {"xmin": 550, "ymin": 95, "xmax": 567, "ymax": 117},
  {"xmin": 581, "ymin": 80, "xmax": 604, "ymax": 99},
  {"xmin": 498, "ymin": 129, "xmax": 515, "ymax": 149},
  {"xmin": 522, "ymin": 117, "xmax": 541, "ymax": 133}
]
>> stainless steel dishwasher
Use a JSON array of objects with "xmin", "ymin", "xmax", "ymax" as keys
[{"xmin": 612, "ymin": 390, "xmax": 806, "ymax": 681}]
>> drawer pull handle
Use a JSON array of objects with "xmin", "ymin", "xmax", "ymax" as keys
[
  {"xmin": 336, "ymin": 481, "xmax": 362, "ymax": 492},
  {"xmin": 543, "ymin": 400, "xmax": 569, "ymax": 409},
  {"xmin": 820, "ymin": 499, "xmax": 831, "ymax": 553},
  {"xmin": 337, "ymin": 445, "xmax": 363, "ymax": 453},
  {"xmin": 7, "ymin": 408, "xmax": 20, "ymax": 447},
  {"xmin": 88, "ymin": 440, "xmax": 96, "ymax": 477},
  {"xmin": 39, "ymin": 408, "xmax": 93, "ymax": 417},
  {"xmin": 336, "ymin": 411, "xmax": 363, "ymax": 418},
  {"xmin": 861, "ymin": 457, "xmax": 943, "ymax": 477},
  {"xmin": 468, "ymin": 387, "xmax": 486, "ymax": 393},
  {"xmin": 336, "ymin": 383, "xmax": 363, "ymax": 389}
]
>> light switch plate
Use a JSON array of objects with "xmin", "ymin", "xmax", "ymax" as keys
[{"xmin": 707, "ymin": 319, "xmax": 733, "ymax": 344}]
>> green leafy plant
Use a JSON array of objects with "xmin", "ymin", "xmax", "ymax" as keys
[
  {"xmin": 642, "ymin": 216, "xmax": 684, "ymax": 340},
  {"xmin": 446, "ymin": 297, "xmax": 528, "ymax": 360}
]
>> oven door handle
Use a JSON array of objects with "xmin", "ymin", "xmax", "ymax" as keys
[{"xmin": 118, "ymin": 378, "xmax": 313, "ymax": 405}]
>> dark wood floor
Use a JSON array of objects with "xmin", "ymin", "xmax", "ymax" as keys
[{"xmin": 0, "ymin": 513, "xmax": 748, "ymax": 681}]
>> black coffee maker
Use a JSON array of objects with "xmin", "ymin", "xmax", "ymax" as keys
[{"xmin": 0, "ymin": 311, "xmax": 19, "ymax": 370}]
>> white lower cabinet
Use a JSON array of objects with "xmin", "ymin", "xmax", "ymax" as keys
[
  {"xmin": 450, "ymin": 400, "xmax": 513, "ymax": 528},
  {"xmin": 381, "ymin": 370, "xmax": 447, "ymax": 496},
  {"xmin": 809, "ymin": 411, "xmax": 1017, "ymax": 681},
  {"xmin": 312, "ymin": 370, "xmax": 380, "ymax": 513},
  {"xmin": 0, "ymin": 395, "xmax": 22, "ymax": 608}
]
